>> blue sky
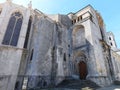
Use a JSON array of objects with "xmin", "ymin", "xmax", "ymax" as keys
[{"xmin": 0, "ymin": 0, "xmax": 120, "ymax": 48}]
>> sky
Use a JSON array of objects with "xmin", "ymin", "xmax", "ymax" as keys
[{"xmin": 0, "ymin": 0, "xmax": 120, "ymax": 48}]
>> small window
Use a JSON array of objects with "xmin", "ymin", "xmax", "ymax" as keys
[
  {"xmin": 77, "ymin": 17, "xmax": 79, "ymax": 21},
  {"xmin": 109, "ymin": 37, "xmax": 111, "ymax": 40},
  {"xmin": 63, "ymin": 53, "xmax": 66, "ymax": 61},
  {"xmin": 79, "ymin": 16, "xmax": 82, "ymax": 20},
  {"xmin": 68, "ymin": 45, "xmax": 70, "ymax": 47},
  {"xmin": 30, "ymin": 49, "xmax": 34, "ymax": 62},
  {"xmin": 110, "ymin": 42, "xmax": 113, "ymax": 46}
]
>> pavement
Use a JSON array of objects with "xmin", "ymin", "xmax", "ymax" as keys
[
  {"xmin": 97, "ymin": 85, "xmax": 120, "ymax": 90},
  {"xmin": 39, "ymin": 85, "xmax": 120, "ymax": 90}
]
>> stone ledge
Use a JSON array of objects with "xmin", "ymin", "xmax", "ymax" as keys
[{"xmin": 0, "ymin": 45, "xmax": 27, "ymax": 51}]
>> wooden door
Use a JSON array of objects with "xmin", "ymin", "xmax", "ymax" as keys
[{"xmin": 78, "ymin": 61, "xmax": 87, "ymax": 80}]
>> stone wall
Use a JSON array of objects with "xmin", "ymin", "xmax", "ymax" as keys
[
  {"xmin": 111, "ymin": 50, "xmax": 120, "ymax": 80},
  {"xmin": 0, "ymin": 1, "xmax": 33, "ymax": 90},
  {"xmin": 27, "ymin": 15, "xmax": 55, "ymax": 89},
  {"xmin": 0, "ymin": 46, "xmax": 23, "ymax": 90},
  {"xmin": 26, "ymin": 13, "xmax": 72, "ymax": 89},
  {"xmin": 69, "ymin": 6, "xmax": 113, "ymax": 86},
  {"xmin": 0, "ymin": 1, "xmax": 120, "ymax": 89}
]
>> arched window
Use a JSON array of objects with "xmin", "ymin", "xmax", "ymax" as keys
[
  {"xmin": 2, "ymin": 12, "xmax": 23, "ymax": 46},
  {"xmin": 72, "ymin": 25, "xmax": 86, "ymax": 47},
  {"xmin": 24, "ymin": 16, "xmax": 32, "ymax": 48}
]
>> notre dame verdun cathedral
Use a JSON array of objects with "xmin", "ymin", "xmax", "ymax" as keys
[{"xmin": 0, "ymin": 0, "xmax": 120, "ymax": 90}]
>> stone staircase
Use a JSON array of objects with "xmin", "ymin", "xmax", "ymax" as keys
[
  {"xmin": 114, "ymin": 80, "xmax": 120, "ymax": 85},
  {"xmin": 30, "ymin": 79, "xmax": 100, "ymax": 90},
  {"xmin": 55, "ymin": 79, "xmax": 100, "ymax": 90}
]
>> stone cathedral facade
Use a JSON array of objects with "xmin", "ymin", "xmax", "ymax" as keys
[{"xmin": 0, "ymin": 0, "xmax": 120, "ymax": 90}]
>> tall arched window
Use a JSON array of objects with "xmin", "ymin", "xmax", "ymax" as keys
[
  {"xmin": 2, "ymin": 12, "xmax": 23, "ymax": 46},
  {"xmin": 24, "ymin": 16, "xmax": 32, "ymax": 48},
  {"xmin": 72, "ymin": 25, "xmax": 86, "ymax": 47}
]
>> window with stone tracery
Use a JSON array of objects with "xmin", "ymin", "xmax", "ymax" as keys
[{"xmin": 2, "ymin": 12, "xmax": 23, "ymax": 46}]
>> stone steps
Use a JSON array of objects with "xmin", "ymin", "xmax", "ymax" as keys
[
  {"xmin": 114, "ymin": 80, "xmax": 120, "ymax": 85},
  {"xmin": 27, "ymin": 79, "xmax": 100, "ymax": 90},
  {"xmin": 55, "ymin": 79, "xmax": 100, "ymax": 90}
]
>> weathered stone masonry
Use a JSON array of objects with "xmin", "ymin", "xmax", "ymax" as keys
[{"xmin": 0, "ymin": 1, "xmax": 120, "ymax": 90}]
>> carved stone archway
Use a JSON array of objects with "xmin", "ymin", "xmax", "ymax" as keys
[{"xmin": 73, "ymin": 51, "xmax": 88, "ymax": 80}]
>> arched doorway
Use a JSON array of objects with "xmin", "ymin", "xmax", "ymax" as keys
[{"xmin": 78, "ymin": 61, "xmax": 87, "ymax": 80}]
